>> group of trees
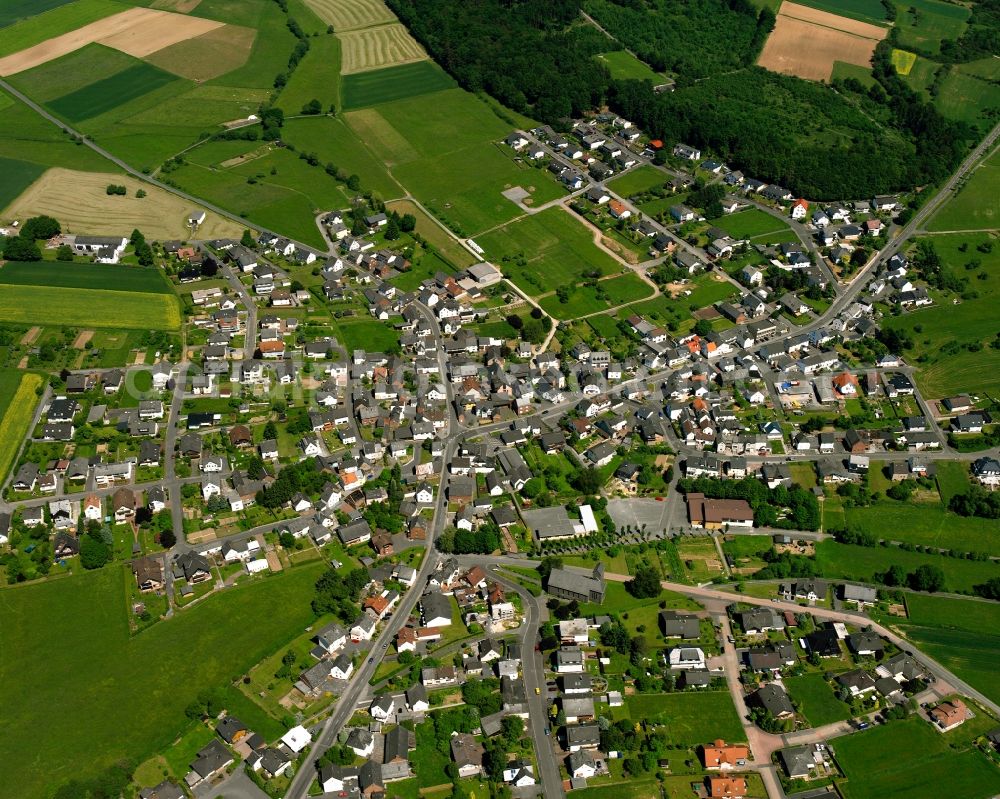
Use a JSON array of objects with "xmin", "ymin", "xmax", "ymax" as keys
[
  {"xmin": 79, "ymin": 520, "xmax": 113, "ymax": 570},
  {"xmin": 626, "ymin": 564, "xmax": 663, "ymax": 598},
  {"xmin": 130, "ymin": 228, "xmax": 154, "ymax": 267},
  {"xmin": 948, "ymin": 485, "xmax": 1000, "ymax": 519},
  {"xmin": 256, "ymin": 457, "xmax": 327, "ymax": 508},
  {"xmin": 436, "ymin": 521, "xmax": 502, "ymax": 554},
  {"xmin": 105, "ymin": 184, "xmax": 127, "ymax": 196},
  {"xmin": 312, "ymin": 566, "xmax": 369, "ymax": 621},
  {"xmin": 2, "ymin": 215, "xmax": 60, "ymax": 261}
]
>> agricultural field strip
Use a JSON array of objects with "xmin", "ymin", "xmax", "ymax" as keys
[
  {"xmin": 0, "ymin": 284, "xmax": 180, "ymax": 330},
  {"xmin": 0, "ymin": 7, "xmax": 222, "ymax": 76},
  {"xmin": 0, "ymin": 372, "xmax": 44, "ymax": 485}
]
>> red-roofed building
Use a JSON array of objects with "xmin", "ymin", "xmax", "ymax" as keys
[
  {"xmin": 701, "ymin": 740, "xmax": 750, "ymax": 771},
  {"xmin": 707, "ymin": 776, "xmax": 747, "ymax": 798},
  {"xmin": 791, "ymin": 199, "xmax": 809, "ymax": 220},
  {"xmin": 608, "ymin": 199, "xmax": 632, "ymax": 220}
]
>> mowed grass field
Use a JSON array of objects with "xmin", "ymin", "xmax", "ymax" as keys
[
  {"xmin": 622, "ymin": 692, "xmax": 745, "ymax": 743},
  {"xmin": 339, "ymin": 22, "xmax": 427, "ymax": 74},
  {"xmin": 341, "ymin": 60, "xmax": 456, "ymax": 110},
  {"xmin": 302, "ymin": 0, "xmax": 395, "ymax": 30},
  {"xmin": 606, "ymin": 165, "xmax": 667, "ymax": 197},
  {"xmin": 0, "ymin": 261, "xmax": 172, "ymax": 293},
  {"xmin": 815, "ymin": 540, "xmax": 1000, "ymax": 591},
  {"xmin": 831, "ymin": 60, "xmax": 876, "ymax": 86},
  {"xmin": 928, "ymin": 147, "xmax": 1000, "ymax": 231},
  {"xmin": 346, "ymin": 88, "xmax": 565, "ymax": 236},
  {"xmin": 143, "ymin": 23, "xmax": 257, "ymax": 82},
  {"xmin": 893, "ymin": 0, "xmax": 969, "ymax": 54},
  {"xmin": 540, "ymin": 273, "xmax": 654, "ymax": 319},
  {"xmin": 0, "ymin": 0, "xmax": 126, "ymax": 56},
  {"xmin": 385, "ymin": 199, "xmax": 476, "ymax": 267},
  {"xmin": 0, "ymin": 156, "xmax": 45, "ymax": 209},
  {"xmin": 596, "ymin": 50, "xmax": 665, "ymax": 82},
  {"xmin": 935, "ymin": 65, "xmax": 1000, "ymax": 130},
  {"xmin": 0, "ymin": 285, "xmax": 180, "ymax": 330},
  {"xmin": 3, "ymin": 167, "xmax": 241, "ymax": 239},
  {"xmin": 276, "ymin": 34, "xmax": 341, "ymax": 115},
  {"xmin": 0, "ymin": 370, "xmax": 44, "ymax": 485},
  {"xmin": 715, "ymin": 208, "xmax": 792, "ymax": 239},
  {"xmin": 834, "ymin": 717, "xmax": 998, "ymax": 799},
  {"xmin": 0, "ymin": 562, "xmax": 326, "ymax": 799},
  {"xmin": 900, "ymin": 594, "xmax": 1000, "ymax": 705},
  {"xmin": 479, "ymin": 207, "xmax": 620, "ymax": 296},
  {"xmin": 795, "ymin": 0, "xmax": 889, "ymax": 24},
  {"xmin": 784, "ymin": 673, "xmax": 851, "ymax": 726},
  {"xmin": 884, "ymin": 233, "xmax": 1000, "ymax": 397}
]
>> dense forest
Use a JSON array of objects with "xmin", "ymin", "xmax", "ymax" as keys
[
  {"xmin": 388, "ymin": 0, "xmax": 971, "ymax": 198},
  {"xmin": 585, "ymin": 0, "xmax": 774, "ymax": 81},
  {"xmin": 387, "ymin": 0, "xmax": 613, "ymax": 120}
]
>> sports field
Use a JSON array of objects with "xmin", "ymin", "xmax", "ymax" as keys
[
  {"xmin": 0, "ymin": 562, "xmax": 325, "ymax": 799},
  {"xmin": 928, "ymin": 148, "xmax": 1000, "ymax": 231},
  {"xmin": 341, "ymin": 60, "xmax": 456, "ymax": 110},
  {"xmin": 622, "ymin": 691, "xmax": 745, "ymax": 743},
  {"xmin": 834, "ymin": 718, "xmax": 998, "ymax": 799},
  {"xmin": 0, "ymin": 261, "xmax": 172, "ymax": 293},
  {"xmin": 339, "ymin": 22, "xmax": 427, "ymax": 74},
  {"xmin": 303, "ymin": 0, "xmax": 396, "ymax": 30},
  {"xmin": 0, "ymin": 0, "xmax": 125, "ymax": 57},
  {"xmin": 478, "ymin": 207, "xmax": 620, "ymax": 296},
  {"xmin": 3, "ymin": 168, "xmax": 240, "ymax": 240},
  {"xmin": 758, "ymin": 2, "xmax": 887, "ymax": 81},
  {"xmin": 596, "ymin": 50, "xmax": 665, "ymax": 82},
  {"xmin": 0, "ymin": 285, "xmax": 181, "ymax": 330},
  {"xmin": 0, "ymin": 370, "xmax": 44, "ymax": 486}
]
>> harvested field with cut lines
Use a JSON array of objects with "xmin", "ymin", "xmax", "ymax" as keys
[
  {"xmin": 0, "ymin": 7, "xmax": 222, "ymax": 75},
  {"xmin": 0, "ymin": 0, "xmax": 125, "ymax": 57},
  {"xmin": 757, "ymin": 1, "xmax": 886, "ymax": 81},
  {"xmin": 142, "ymin": 23, "xmax": 255, "ymax": 81},
  {"xmin": 304, "ymin": 0, "xmax": 396, "ymax": 30},
  {"xmin": 339, "ymin": 23, "xmax": 427, "ymax": 74},
  {"xmin": 3, "ymin": 168, "xmax": 241, "ymax": 240}
]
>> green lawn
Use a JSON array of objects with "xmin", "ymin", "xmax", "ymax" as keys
[
  {"xmin": 933, "ymin": 461, "xmax": 971, "ymax": 505},
  {"xmin": 0, "ymin": 562, "xmax": 326, "ymax": 798},
  {"xmin": 606, "ymin": 166, "xmax": 668, "ymax": 197},
  {"xmin": 622, "ymin": 692, "xmax": 745, "ymax": 743},
  {"xmin": 333, "ymin": 318, "xmax": 400, "ymax": 352},
  {"xmin": 935, "ymin": 64, "xmax": 1000, "ymax": 131},
  {"xmin": 784, "ymin": 673, "xmax": 851, "ymax": 726},
  {"xmin": 831, "ymin": 61, "xmax": 876, "ymax": 87},
  {"xmin": 927, "ymin": 147, "xmax": 1000, "ymax": 231},
  {"xmin": 814, "ymin": 540, "xmax": 1000, "ymax": 591},
  {"xmin": 716, "ymin": 208, "xmax": 791, "ymax": 239},
  {"xmin": 0, "ymin": 285, "xmax": 180, "ymax": 330},
  {"xmin": 280, "ymin": 116, "xmax": 403, "ymax": 200},
  {"xmin": 0, "ymin": 261, "xmax": 172, "ymax": 293},
  {"xmin": 341, "ymin": 60, "xmax": 457, "ymax": 110},
  {"xmin": 595, "ymin": 50, "xmax": 665, "ymax": 82},
  {"xmin": 0, "ymin": 156, "xmax": 45, "ymax": 210},
  {"xmin": 480, "ymin": 207, "xmax": 620, "ymax": 296},
  {"xmin": 345, "ymin": 88, "xmax": 563, "ymax": 237},
  {"xmin": 539, "ymin": 273, "xmax": 653, "ymax": 319},
  {"xmin": 834, "ymin": 717, "xmax": 998, "ymax": 799}
]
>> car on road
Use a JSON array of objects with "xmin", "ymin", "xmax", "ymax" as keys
[
  {"xmin": 544, "ymin": 727, "xmax": 550, "ymax": 736},
  {"xmin": 368, "ymin": 657, "xmax": 374, "ymax": 664},
  {"xmin": 535, "ymin": 687, "xmax": 540, "ymax": 695}
]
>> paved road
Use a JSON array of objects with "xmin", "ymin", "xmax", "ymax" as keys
[{"xmin": 488, "ymin": 567, "xmax": 566, "ymax": 799}]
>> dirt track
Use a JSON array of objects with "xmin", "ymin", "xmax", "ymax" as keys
[{"xmin": 0, "ymin": 7, "xmax": 222, "ymax": 75}]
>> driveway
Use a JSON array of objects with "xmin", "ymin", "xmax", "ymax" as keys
[{"xmin": 198, "ymin": 768, "xmax": 269, "ymax": 799}]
